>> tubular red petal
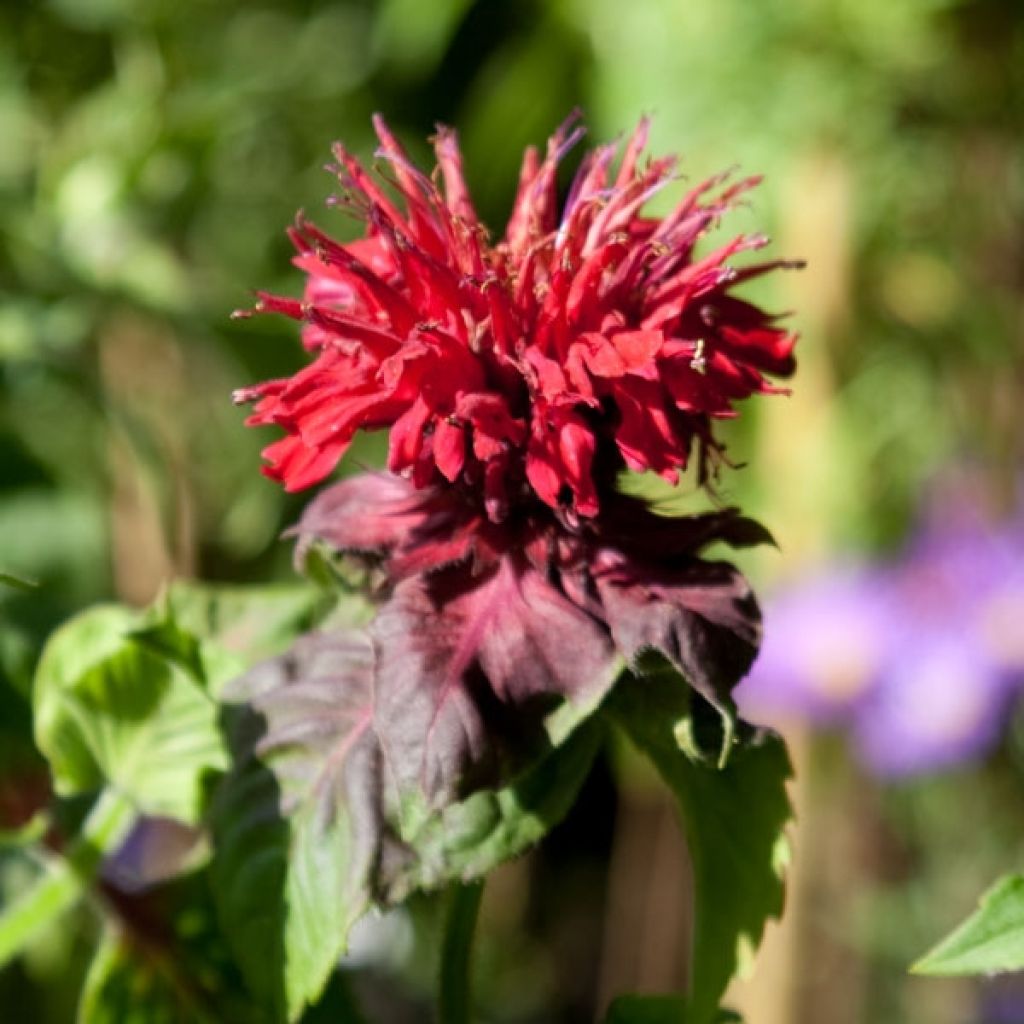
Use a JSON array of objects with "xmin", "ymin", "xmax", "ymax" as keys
[
  {"xmin": 433, "ymin": 124, "xmax": 480, "ymax": 226},
  {"xmin": 236, "ymin": 114, "xmax": 800, "ymax": 520}
]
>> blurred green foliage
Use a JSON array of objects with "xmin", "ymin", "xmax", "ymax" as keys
[{"xmin": 1, "ymin": 0, "xmax": 1022, "ymax": 1021}]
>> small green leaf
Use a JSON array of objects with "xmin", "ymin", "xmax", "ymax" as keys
[
  {"xmin": 913, "ymin": 874, "xmax": 1024, "ymax": 976},
  {"xmin": 604, "ymin": 995, "xmax": 743, "ymax": 1023},
  {"xmin": 33, "ymin": 605, "xmax": 228, "ymax": 823},
  {"xmin": 0, "ymin": 789, "xmax": 135, "ymax": 970},
  {"xmin": 79, "ymin": 926, "xmax": 219, "ymax": 1024},
  {"xmin": 0, "ymin": 571, "xmax": 37, "ymax": 592},
  {"xmin": 609, "ymin": 669, "xmax": 791, "ymax": 1024},
  {"xmin": 131, "ymin": 615, "xmax": 207, "ymax": 687}
]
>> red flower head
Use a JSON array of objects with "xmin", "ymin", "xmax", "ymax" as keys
[
  {"xmin": 234, "ymin": 113, "xmax": 800, "ymax": 525},
  {"xmin": 231, "ymin": 115, "xmax": 802, "ymax": 806}
]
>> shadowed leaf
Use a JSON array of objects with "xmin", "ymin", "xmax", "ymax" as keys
[
  {"xmin": 212, "ymin": 621, "xmax": 610, "ymax": 1021},
  {"xmin": 609, "ymin": 668, "xmax": 790, "ymax": 1024},
  {"xmin": 380, "ymin": 715, "xmax": 604, "ymax": 901},
  {"xmin": 213, "ymin": 632, "xmax": 379, "ymax": 1022},
  {"xmin": 79, "ymin": 926, "xmax": 219, "ymax": 1024}
]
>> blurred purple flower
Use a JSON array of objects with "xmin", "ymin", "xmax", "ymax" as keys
[
  {"xmin": 852, "ymin": 628, "xmax": 1013, "ymax": 777},
  {"xmin": 736, "ymin": 482, "xmax": 1024, "ymax": 778},
  {"xmin": 736, "ymin": 567, "xmax": 888, "ymax": 728}
]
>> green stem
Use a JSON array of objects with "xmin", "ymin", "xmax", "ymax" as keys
[
  {"xmin": 438, "ymin": 880, "xmax": 484, "ymax": 1024},
  {"xmin": 0, "ymin": 787, "xmax": 136, "ymax": 968}
]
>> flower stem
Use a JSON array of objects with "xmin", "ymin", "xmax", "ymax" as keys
[{"xmin": 438, "ymin": 880, "xmax": 484, "ymax": 1024}]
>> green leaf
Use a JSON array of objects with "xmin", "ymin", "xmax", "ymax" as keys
[
  {"xmin": 211, "ymin": 633, "xmax": 378, "ymax": 1023},
  {"xmin": 604, "ymin": 995, "xmax": 743, "ymax": 1023},
  {"xmin": 163, "ymin": 581, "xmax": 341, "ymax": 668},
  {"xmin": 79, "ymin": 926, "xmax": 219, "ymax": 1024},
  {"xmin": 0, "ymin": 571, "xmax": 37, "ymax": 592},
  {"xmin": 609, "ymin": 669, "xmax": 791, "ymax": 1024},
  {"xmin": 33, "ymin": 605, "xmax": 228, "ymax": 823},
  {"xmin": 130, "ymin": 616, "xmax": 207, "ymax": 688},
  {"xmin": 382, "ymin": 716, "xmax": 605, "ymax": 902},
  {"xmin": 0, "ymin": 789, "xmax": 135, "ymax": 970},
  {"xmin": 913, "ymin": 874, "xmax": 1024, "ymax": 976}
]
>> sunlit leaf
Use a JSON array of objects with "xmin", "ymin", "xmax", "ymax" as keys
[
  {"xmin": 33, "ymin": 605, "xmax": 228, "ymax": 823},
  {"xmin": 913, "ymin": 874, "xmax": 1024, "ymax": 976}
]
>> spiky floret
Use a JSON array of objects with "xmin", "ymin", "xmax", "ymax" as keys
[{"xmin": 235, "ymin": 113, "xmax": 800, "ymax": 524}]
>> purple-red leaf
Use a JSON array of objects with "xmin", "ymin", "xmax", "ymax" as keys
[
  {"xmin": 291, "ymin": 473, "xmax": 481, "ymax": 579},
  {"xmin": 594, "ymin": 553, "xmax": 761, "ymax": 728},
  {"xmin": 371, "ymin": 560, "xmax": 620, "ymax": 805},
  {"xmin": 290, "ymin": 472, "xmax": 433, "ymax": 562}
]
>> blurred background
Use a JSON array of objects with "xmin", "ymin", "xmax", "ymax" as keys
[{"xmin": 1, "ymin": 0, "xmax": 1023, "ymax": 1021}]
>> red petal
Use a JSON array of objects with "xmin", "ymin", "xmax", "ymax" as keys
[
  {"xmin": 388, "ymin": 394, "xmax": 433, "ymax": 474},
  {"xmin": 433, "ymin": 419, "xmax": 466, "ymax": 482}
]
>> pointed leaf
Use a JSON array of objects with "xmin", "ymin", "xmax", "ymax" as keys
[
  {"xmin": 212, "ymin": 619, "xmax": 612, "ymax": 1020},
  {"xmin": 609, "ymin": 668, "xmax": 791, "ymax": 1024},
  {"xmin": 596, "ymin": 557, "xmax": 760, "ymax": 765},
  {"xmin": 913, "ymin": 874, "xmax": 1024, "ymax": 976}
]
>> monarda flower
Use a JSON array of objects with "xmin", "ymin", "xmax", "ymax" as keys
[{"xmin": 234, "ymin": 115, "xmax": 800, "ymax": 804}]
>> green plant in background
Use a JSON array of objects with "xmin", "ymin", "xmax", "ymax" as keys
[{"xmin": 1, "ymin": 109, "xmax": 799, "ymax": 1022}]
